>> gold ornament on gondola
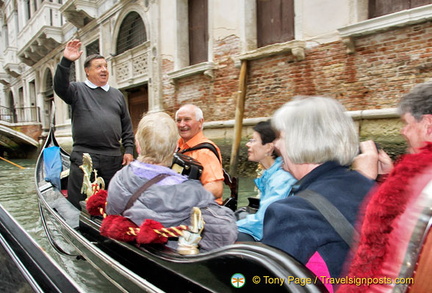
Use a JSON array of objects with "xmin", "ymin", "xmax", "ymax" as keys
[{"xmin": 79, "ymin": 153, "xmax": 105, "ymax": 197}]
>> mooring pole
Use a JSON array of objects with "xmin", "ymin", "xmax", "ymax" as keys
[{"xmin": 229, "ymin": 60, "xmax": 248, "ymax": 176}]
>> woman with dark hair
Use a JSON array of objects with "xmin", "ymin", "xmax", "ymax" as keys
[{"xmin": 236, "ymin": 120, "xmax": 297, "ymax": 242}]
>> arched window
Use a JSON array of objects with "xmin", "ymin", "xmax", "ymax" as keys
[{"xmin": 116, "ymin": 12, "xmax": 147, "ymax": 55}]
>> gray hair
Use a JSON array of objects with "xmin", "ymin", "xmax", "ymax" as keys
[
  {"xmin": 398, "ymin": 82, "xmax": 432, "ymax": 121},
  {"xmin": 136, "ymin": 112, "xmax": 179, "ymax": 166},
  {"xmin": 272, "ymin": 96, "xmax": 359, "ymax": 166},
  {"xmin": 175, "ymin": 104, "xmax": 204, "ymax": 121}
]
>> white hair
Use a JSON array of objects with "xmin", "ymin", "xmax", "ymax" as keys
[
  {"xmin": 272, "ymin": 96, "xmax": 359, "ymax": 166},
  {"xmin": 175, "ymin": 104, "xmax": 204, "ymax": 121}
]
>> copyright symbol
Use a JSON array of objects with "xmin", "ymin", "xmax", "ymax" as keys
[{"xmin": 252, "ymin": 276, "xmax": 261, "ymax": 284}]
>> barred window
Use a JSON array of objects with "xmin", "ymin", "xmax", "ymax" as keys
[{"xmin": 116, "ymin": 12, "xmax": 147, "ymax": 55}]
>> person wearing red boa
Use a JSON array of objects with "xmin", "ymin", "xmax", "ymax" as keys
[{"xmin": 340, "ymin": 82, "xmax": 432, "ymax": 292}]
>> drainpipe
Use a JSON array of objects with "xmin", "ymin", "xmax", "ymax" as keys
[{"xmin": 229, "ymin": 60, "xmax": 248, "ymax": 176}]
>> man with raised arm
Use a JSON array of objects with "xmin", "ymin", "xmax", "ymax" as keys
[{"xmin": 54, "ymin": 39, "xmax": 134, "ymax": 209}]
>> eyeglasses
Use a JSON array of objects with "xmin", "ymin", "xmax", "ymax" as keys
[{"xmin": 248, "ymin": 139, "xmax": 257, "ymax": 144}]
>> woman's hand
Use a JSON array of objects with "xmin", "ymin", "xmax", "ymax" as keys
[
  {"xmin": 377, "ymin": 149, "xmax": 394, "ymax": 175},
  {"xmin": 352, "ymin": 140, "xmax": 393, "ymax": 180}
]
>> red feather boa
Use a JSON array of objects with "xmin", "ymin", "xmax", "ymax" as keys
[{"xmin": 338, "ymin": 143, "xmax": 432, "ymax": 292}]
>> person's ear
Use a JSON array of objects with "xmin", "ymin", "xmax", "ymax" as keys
[
  {"xmin": 266, "ymin": 142, "xmax": 275, "ymax": 156},
  {"xmin": 135, "ymin": 139, "xmax": 141, "ymax": 155},
  {"xmin": 423, "ymin": 114, "xmax": 432, "ymax": 136}
]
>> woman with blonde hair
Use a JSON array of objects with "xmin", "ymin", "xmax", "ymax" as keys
[{"xmin": 106, "ymin": 112, "xmax": 236, "ymax": 252}]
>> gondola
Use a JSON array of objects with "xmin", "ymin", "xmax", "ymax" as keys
[
  {"xmin": 35, "ymin": 127, "xmax": 328, "ymax": 292},
  {"xmin": 0, "ymin": 203, "xmax": 82, "ymax": 293}
]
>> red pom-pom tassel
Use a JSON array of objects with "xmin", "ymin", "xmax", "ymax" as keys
[
  {"xmin": 136, "ymin": 219, "xmax": 168, "ymax": 244},
  {"xmin": 100, "ymin": 215, "xmax": 139, "ymax": 242},
  {"xmin": 86, "ymin": 189, "xmax": 108, "ymax": 216}
]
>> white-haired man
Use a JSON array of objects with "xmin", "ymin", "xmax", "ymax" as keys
[{"xmin": 175, "ymin": 104, "xmax": 224, "ymax": 204}]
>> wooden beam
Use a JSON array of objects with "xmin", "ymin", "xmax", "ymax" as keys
[{"xmin": 229, "ymin": 60, "xmax": 247, "ymax": 176}]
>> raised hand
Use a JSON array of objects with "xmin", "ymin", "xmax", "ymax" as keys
[
  {"xmin": 352, "ymin": 140, "xmax": 380, "ymax": 180},
  {"xmin": 352, "ymin": 140, "xmax": 394, "ymax": 180},
  {"xmin": 63, "ymin": 39, "xmax": 83, "ymax": 62}
]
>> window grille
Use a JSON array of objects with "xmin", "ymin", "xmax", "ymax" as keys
[{"xmin": 116, "ymin": 12, "xmax": 147, "ymax": 55}]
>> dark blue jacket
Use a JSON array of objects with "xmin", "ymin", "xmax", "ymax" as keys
[{"xmin": 262, "ymin": 161, "xmax": 375, "ymax": 278}]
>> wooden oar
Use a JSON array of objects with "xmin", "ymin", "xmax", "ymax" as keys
[{"xmin": 0, "ymin": 156, "xmax": 25, "ymax": 169}]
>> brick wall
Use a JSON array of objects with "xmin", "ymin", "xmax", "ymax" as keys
[
  {"xmin": 162, "ymin": 35, "xmax": 241, "ymax": 120},
  {"xmin": 160, "ymin": 23, "xmax": 432, "ymax": 171},
  {"xmin": 11, "ymin": 124, "xmax": 42, "ymax": 142},
  {"xmin": 162, "ymin": 22, "xmax": 432, "ymax": 122}
]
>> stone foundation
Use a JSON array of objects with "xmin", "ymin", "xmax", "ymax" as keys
[
  {"xmin": 51, "ymin": 108, "xmax": 407, "ymax": 177},
  {"xmin": 207, "ymin": 108, "xmax": 407, "ymax": 177}
]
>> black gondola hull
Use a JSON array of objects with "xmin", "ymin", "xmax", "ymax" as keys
[
  {"xmin": 35, "ymin": 128, "xmax": 328, "ymax": 293},
  {"xmin": 0, "ymin": 204, "xmax": 82, "ymax": 293}
]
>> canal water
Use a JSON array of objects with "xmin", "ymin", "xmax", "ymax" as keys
[
  {"xmin": 0, "ymin": 158, "xmax": 257, "ymax": 292},
  {"xmin": 0, "ymin": 158, "xmax": 122, "ymax": 292}
]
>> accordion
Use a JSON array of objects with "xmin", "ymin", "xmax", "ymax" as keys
[{"xmin": 171, "ymin": 153, "xmax": 203, "ymax": 180}]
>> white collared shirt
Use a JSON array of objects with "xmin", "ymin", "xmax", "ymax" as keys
[{"xmin": 85, "ymin": 79, "xmax": 110, "ymax": 92}]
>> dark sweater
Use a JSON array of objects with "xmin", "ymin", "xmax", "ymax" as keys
[
  {"xmin": 53, "ymin": 57, "xmax": 134, "ymax": 156},
  {"xmin": 262, "ymin": 161, "xmax": 375, "ymax": 278}
]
